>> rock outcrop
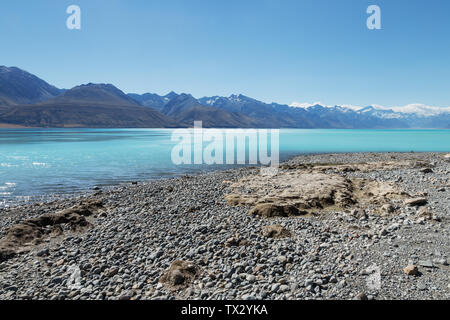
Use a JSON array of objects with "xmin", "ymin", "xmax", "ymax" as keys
[
  {"xmin": 0, "ymin": 200, "xmax": 103, "ymax": 262},
  {"xmin": 225, "ymin": 168, "xmax": 417, "ymax": 216}
]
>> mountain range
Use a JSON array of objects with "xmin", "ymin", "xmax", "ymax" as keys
[{"xmin": 0, "ymin": 66, "xmax": 448, "ymax": 128}]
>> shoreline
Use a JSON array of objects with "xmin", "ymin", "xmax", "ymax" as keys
[
  {"xmin": 2, "ymin": 151, "xmax": 448, "ymax": 211},
  {"xmin": 0, "ymin": 152, "xmax": 449, "ymax": 300}
]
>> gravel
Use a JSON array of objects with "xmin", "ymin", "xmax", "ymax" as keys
[{"xmin": 0, "ymin": 152, "xmax": 449, "ymax": 300}]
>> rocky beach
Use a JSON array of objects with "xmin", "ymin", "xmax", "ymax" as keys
[{"xmin": 0, "ymin": 152, "xmax": 449, "ymax": 300}]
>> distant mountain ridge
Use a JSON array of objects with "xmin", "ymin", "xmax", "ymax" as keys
[
  {"xmin": 0, "ymin": 76, "xmax": 176, "ymax": 128},
  {"xmin": 0, "ymin": 66, "xmax": 448, "ymax": 128},
  {"xmin": 0, "ymin": 66, "xmax": 63, "ymax": 107},
  {"xmin": 53, "ymin": 83, "xmax": 141, "ymax": 106}
]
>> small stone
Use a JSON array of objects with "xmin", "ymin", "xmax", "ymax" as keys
[
  {"xmin": 417, "ymin": 283, "xmax": 427, "ymax": 291},
  {"xmin": 433, "ymin": 258, "xmax": 448, "ymax": 266},
  {"xmin": 254, "ymin": 265, "xmax": 263, "ymax": 273},
  {"xmin": 417, "ymin": 207, "xmax": 432, "ymax": 220},
  {"xmin": 55, "ymin": 259, "xmax": 65, "ymax": 266},
  {"xmin": 351, "ymin": 209, "xmax": 367, "ymax": 219},
  {"xmin": 403, "ymin": 265, "xmax": 419, "ymax": 276},
  {"xmin": 381, "ymin": 204, "xmax": 395, "ymax": 214},
  {"xmin": 119, "ymin": 292, "xmax": 134, "ymax": 300},
  {"xmin": 106, "ymin": 267, "xmax": 119, "ymax": 278},
  {"xmin": 418, "ymin": 260, "xmax": 434, "ymax": 268},
  {"xmin": 277, "ymin": 256, "xmax": 288, "ymax": 264},
  {"xmin": 354, "ymin": 292, "xmax": 368, "ymax": 300},
  {"xmin": 261, "ymin": 224, "xmax": 291, "ymax": 238},
  {"xmin": 304, "ymin": 279, "xmax": 314, "ymax": 287},
  {"xmin": 404, "ymin": 198, "xmax": 428, "ymax": 207},
  {"xmin": 271, "ymin": 283, "xmax": 280, "ymax": 293},
  {"xmin": 246, "ymin": 274, "xmax": 256, "ymax": 283},
  {"xmin": 279, "ymin": 285, "xmax": 290, "ymax": 293},
  {"xmin": 37, "ymin": 248, "xmax": 49, "ymax": 257}
]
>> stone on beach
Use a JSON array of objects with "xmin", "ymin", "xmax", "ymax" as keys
[
  {"xmin": 404, "ymin": 198, "xmax": 428, "ymax": 207},
  {"xmin": 403, "ymin": 265, "xmax": 419, "ymax": 276},
  {"xmin": 261, "ymin": 224, "xmax": 292, "ymax": 238},
  {"xmin": 0, "ymin": 152, "xmax": 448, "ymax": 301},
  {"xmin": 159, "ymin": 260, "xmax": 199, "ymax": 290}
]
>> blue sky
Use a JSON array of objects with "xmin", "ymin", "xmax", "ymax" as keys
[{"xmin": 1, "ymin": 0, "xmax": 449, "ymax": 107}]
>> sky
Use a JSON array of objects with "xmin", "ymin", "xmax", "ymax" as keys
[{"xmin": 1, "ymin": 0, "xmax": 449, "ymax": 108}]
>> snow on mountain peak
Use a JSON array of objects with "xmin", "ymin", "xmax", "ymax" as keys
[{"xmin": 290, "ymin": 101, "xmax": 450, "ymax": 117}]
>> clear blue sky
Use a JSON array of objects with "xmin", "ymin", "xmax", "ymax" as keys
[{"xmin": 1, "ymin": 0, "xmax": 449, "ymax": 107}]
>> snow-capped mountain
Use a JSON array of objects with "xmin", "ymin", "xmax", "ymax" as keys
[
  {"xmin": 127, "ymin": 91, "xmax": 450, "ymax": 128},
  {"xmin": 291, "ymin": 102, "xmax": 450, "ymax": 118},
  {"xmin": 2, "ymin": 66, "xmax": 448, "ymax": 128},
  {"xmin": 198, "ymin": 95, "xmax": 450, "ymax": 128}
]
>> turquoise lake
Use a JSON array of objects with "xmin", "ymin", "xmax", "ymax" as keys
[{"xmin": 0, "ymin": 128, "xmax": 449, "ymax": 206}]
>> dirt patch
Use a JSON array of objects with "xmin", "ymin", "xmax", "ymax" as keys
[
  {"xmin": 0, "ymin": 200, "xmax": 104, "ymax": 262},
  {"xmin": 159, "ymin": 260, "xmax": 199, "ymax": 290},
  {"xmin": 261, "ymin": 224, "xmax": 292, "ymax": 238},
  {"xmin": 250, "ymin": 203, "xmax": 303, "ymax": 217}
]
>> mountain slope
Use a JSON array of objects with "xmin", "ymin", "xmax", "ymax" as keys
[
  {"xmin": 200, "ymin": 95, "xmax": 445, "ymax": 128},
  {"xmin": 1, "ymin": 66, "xmax": 448, "ymax": 128},
  {"xmin": 174, "ymin": 105, "xmax": 261, "ymax": 128},
  {"xmin": 128, "ymin": 92, "xmax": 178, "ymax": 111},
  {"xmin": 200, "ymin": 94, "xmax": 316, "ymax": 128},
  {"xmin": 48, "ymin": 83, "xmax": 140, "ymax": 106},
  {"xmin": 0, "ymin": 84, "xmax": 177, "ymax": 128},
  {"xmin": 161, "ymin": 93, "xmax": 201, "ymax": 116},
  {"xmin": 0, "ymin": 66, "xmax": 63, "ymax": 106}
]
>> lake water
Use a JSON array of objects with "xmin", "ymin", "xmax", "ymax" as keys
[{"xmin": 0, "ymin": 128, "xmax": 449, "ymax": 206}]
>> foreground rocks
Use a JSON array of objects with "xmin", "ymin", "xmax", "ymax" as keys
[
  {"xmin": 0, "ymin": 152, "xmax": 448, "ymax": 300},
  {"xmin": 261, "ymin": 225, "xmax": 291, "ymax": 239},
  {"xmin": 0, "ymin": 200, "xmax": 103, "ymax": 263},
  {"xmin": 160, "ymin": 260, "xmax": 200, "ymax": 290},
  {"xmin": 226, "ymin": 164, "xmax": 427, "ymax": 216},
  {"xmin": 403, "ymin": 265, "xmax": 419, "ymax": 276}
]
